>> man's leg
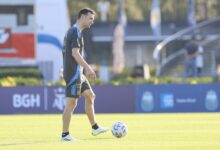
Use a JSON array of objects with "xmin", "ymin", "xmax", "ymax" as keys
[
  {"xmin": 61, "ymin": 97, "xmax": 77, "ymax": 141},
  {"xmin": 192, "ymin": 59, "xmax": 197, "ymax": 77},
  {"xmin": 81, "ymin": 89, "xmax": 108, "ymax": 136},
  {"xmin": 184, "ymin": 59, "xmax": 191, "ymax": 78},
  {"xmin": 81, "ymin": 89, "xmax": 96, "ymax": 126},
  {"xmin": 62, "ymin": 97, "xmax": 77, "ymax": 132}
]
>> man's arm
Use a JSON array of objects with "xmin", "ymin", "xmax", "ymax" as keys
[{"xmin": 72, "ymin": 48, "xmax": 96, "ymax": 80}]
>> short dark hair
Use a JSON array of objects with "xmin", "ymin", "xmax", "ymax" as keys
[
  {"xmin": 191, "ymin": 34, "xmax": 198, "ymax": 40},
  {"xmin": 78, "ymin": 8, "xmax": 95, "ymax": 19}
]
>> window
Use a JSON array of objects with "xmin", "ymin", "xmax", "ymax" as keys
[{"xmin": 17, "ymin": 8, "xmax": 28, "ymax": 25}]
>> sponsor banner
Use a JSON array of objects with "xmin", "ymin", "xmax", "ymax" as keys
[
  {"xmin": 0, "ymin": 86, "xmax": 44, "ymax": 114},
  {"xmin": 0, "ymin": 85, "xmax": 136, "ymax": 114},
  {"xmin": 136, "ymin": 83, "xmax": 220, "ymax": 113},
  {"xmin": 93, "ymin": 85, "xmax": 135, "ymax": 113},
  {"xmin": 47, "ymin": 86, "xmax": 66, "ymax": 113},
  {"xmin": 1, "ymin": 84, "xmax": 219, "ymax": 114},
  {"xmin": 46, "ymin": 85, "xmax": 136, "ymax": 113}
]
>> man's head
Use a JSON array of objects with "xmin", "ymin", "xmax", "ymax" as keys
[
  {"xmin": 191, "ymin": 34, "xmax": 201, "ymax": 43},
  {"xmin": 191, "ymin": 35, "xmax": 197, "ymax": 40},
  {"xmin": 77, "ymin": 8, "xmax": 95, "ymax": 29}
]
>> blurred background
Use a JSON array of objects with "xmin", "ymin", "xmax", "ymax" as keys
[{"xmin": 0, "ymin": 0, "xmax": 220, "ymax": 114}]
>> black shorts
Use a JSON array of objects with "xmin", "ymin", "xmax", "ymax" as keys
[{"xmin": 65, "ymin": 76, "xmax": 92, "ymax": 98}]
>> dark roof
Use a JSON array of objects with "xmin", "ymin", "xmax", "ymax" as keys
[{"xmin": 91, "ymin": 21, "xmax": 188, "ymax": 42}]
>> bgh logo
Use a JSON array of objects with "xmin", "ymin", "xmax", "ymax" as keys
[{"xmin": 13, "ymin": 94, "xmax": 40, "ymax": 108}]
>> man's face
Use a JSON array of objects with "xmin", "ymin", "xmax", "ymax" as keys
[{"xmin": 82, "ymin": 13, "xmax": 95, "ymax": 28}]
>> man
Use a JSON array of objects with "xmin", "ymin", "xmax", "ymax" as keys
[
  {"xmin": 61, "ymin": 8, "xmax": 108, "ymax": 141},
  {"xmin": 184, "ymin": 36, "xmax": 199, "ymax": 78}
]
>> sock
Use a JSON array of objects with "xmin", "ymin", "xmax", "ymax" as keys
[
  {"xmin": 92, "ymin": 123, "xmax": 99, "ymax": 130},
  {"xmin": 62, "ymin": 132, "xmax": 69, "ymax": 137}
]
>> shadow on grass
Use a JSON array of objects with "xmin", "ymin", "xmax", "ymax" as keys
[
  {"xmin": 0, "ymin": 140, "xmax": 55, "ymax": 147},
  {"xmin": 81, "ymin": 137, "xmax": 114, "ymax": 141},
  {"xmin": 0, "ymin": 137, "xmax": 115, "ymax": 146}
]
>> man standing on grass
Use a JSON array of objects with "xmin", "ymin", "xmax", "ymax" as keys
[{"xmin": 61, "ymin": 8, "xmax": 108, "ymax": 141}]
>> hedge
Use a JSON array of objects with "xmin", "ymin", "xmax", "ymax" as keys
[
  {"xmin": 0, "ymin": 67, "xmax": 219, "ymax": 86},
  {"xmin": 0, "ymin": 68, "xmax": 42, "ymax": 79}
]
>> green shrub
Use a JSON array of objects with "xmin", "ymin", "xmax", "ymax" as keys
[
  {"xmin": 0, "ymin": 76, "xmax": 16, "ymax": 86},
  {"xmin": 0, "ymin": 66, "xmax": 218, "ymax": 87},
  {"xmin": 0, "ymin": 68, "xmax": 42, "ymax": 79},
  {"xmin": 184, "ymin": 77, "xmax": 215, "ymax": 84},
  {"xmin": 0, "ymin": 76, "xmax": 43, "ymax": 86},
  {"xmin": 14, "ymin": 77, "xmax": 43, "ymax": 86}
]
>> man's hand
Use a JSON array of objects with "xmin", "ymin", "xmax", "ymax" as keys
[
  {"xmin": 72, "ymin": 48, "xmax": 96, "ymax": 80},
  {"xmin": 85, "ymin": 66, "xmax": 96, "ymax": 80}
]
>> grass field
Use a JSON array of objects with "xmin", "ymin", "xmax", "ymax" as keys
[{"xmin": 0, "ymin": 113, "xmax": 220, "ymax": 150}]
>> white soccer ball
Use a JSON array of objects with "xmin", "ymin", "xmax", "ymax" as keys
[{"xmin": 111, "ymin": 121, "xmax": 128, "ymax": 138}]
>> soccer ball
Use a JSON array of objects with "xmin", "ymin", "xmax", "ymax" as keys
[{"xmin": 111, "ymin": 121, "xmax": 128, "ymax": 138}]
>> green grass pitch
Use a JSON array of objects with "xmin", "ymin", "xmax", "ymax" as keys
[{"xmin": 0, "ymin": 113, "xmax": 220, "ymax": 150}]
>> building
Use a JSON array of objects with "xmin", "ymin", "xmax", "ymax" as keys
[{"xmin": 85, "ymin": 21, "xmax": 188, "ymax": 67}]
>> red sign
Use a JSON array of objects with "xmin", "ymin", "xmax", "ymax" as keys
[{"xmin": 0, "ymin": 28, "xmax": 35, "ymax": 58}]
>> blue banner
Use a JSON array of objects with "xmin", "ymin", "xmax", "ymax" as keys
[
  {"xmin": 136, "ymin": 83, "xmax": 220, "ymax": 113},
  {"xmin": 0, "ymin": 84, "xmax": 220, "ymax": 114},
  {"xmin": 0, "ymin": 85, "xmax": 135, "ymax": 114}
]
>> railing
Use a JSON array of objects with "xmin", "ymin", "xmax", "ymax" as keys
[
  {"xmin": 153, "ymin": 16, "xmax": 220, "ymax": 76},
  {"xmin": 158, "ymin": 36, "xmax": 220, "ymax": 77}
]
